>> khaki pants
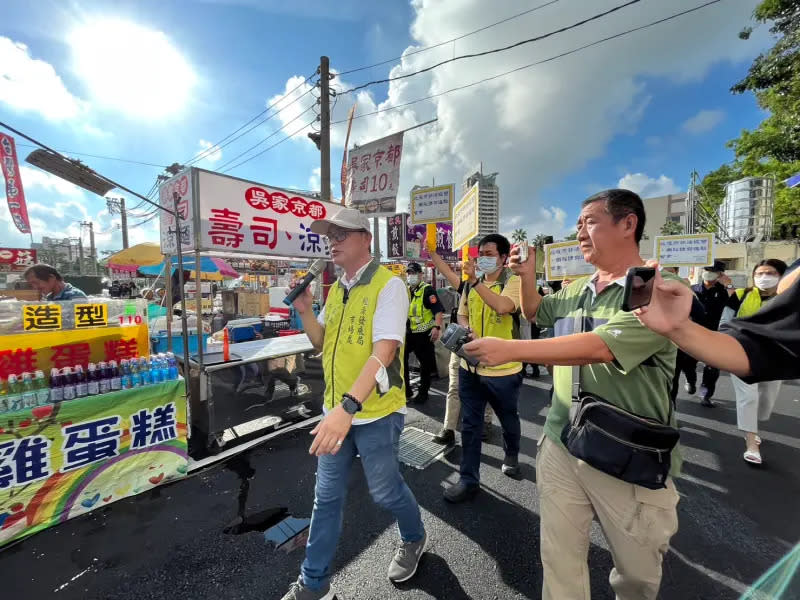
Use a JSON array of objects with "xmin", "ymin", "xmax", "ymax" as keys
[
  {"xmin": 537, "ymin": 436, "xmax": 680, "ymax": 600},
  {"xmin": 443, "ymin": 351, "xmax": 493, "ymax": 430}
]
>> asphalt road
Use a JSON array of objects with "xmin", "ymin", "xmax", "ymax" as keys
[{"xmin": 2, "ymin": 369, "xmax": 799, "ymax": 600}]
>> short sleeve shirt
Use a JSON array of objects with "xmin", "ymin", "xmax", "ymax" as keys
[{"xmin": 536, "ymin": 272, "xmax": 681, "ymax": 476}]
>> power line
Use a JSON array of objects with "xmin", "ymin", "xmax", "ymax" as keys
[
  {"xmin": 14, "ymin": 143, "xmax": 168, "ymax": 168},
  {"xmin": 184, "ymin": 71, "xmax": 318, "ymax": 166},
  {"xmin": 215, "ymin": 103, "xmax": 316, "ymax": 173},
  {"xmin": 222, "ymin": 118, "xmax": 318, "ymax": 174},
  {"xmin": 332, "ymin": 0, "xmax": 724, "ymax": 127},
  {"xmin": 337, "ymin": 0, "xmax": 562, "ymax": 76},
  {"xmin": 337, "ymin": 0, "xmax": 643, "ymax": 95}
]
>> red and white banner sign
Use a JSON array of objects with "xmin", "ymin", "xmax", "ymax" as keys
[
  {"xmin": 158, "ymin": 169, "xmax": 196, "ymax": 254},
  {"xmin": 0, "ymin": 248, "xmax": 36, "ymax": 272},
  {"xmin": 345, "ymin": 131, "xmax": 403, "ymax": 215},
  {"xmin": 0, "ymin": 134, "xmax": 31, "ymax": 234},
  {"xmin": 196, "ymin": 170, "xmax": 335, "ymax": 259}
]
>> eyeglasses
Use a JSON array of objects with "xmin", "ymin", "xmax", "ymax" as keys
[{"xmin": 327, "ymin": 227, "xmax": 367, "ymax": 242}]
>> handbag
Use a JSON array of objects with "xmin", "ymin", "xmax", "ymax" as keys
[{"xmin": 560, "ymin": 290, "xmax": 680, "ymax": 490}]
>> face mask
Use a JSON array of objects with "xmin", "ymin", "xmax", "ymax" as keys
[
  {"xmin": 370, "ymin": 355, "xmax": 390, "ymax": 394},
  {"xmin": 702, "ymin": 271, "xmax": 719, "ymax": 283},
  {"xmin": 476, "ymin": 256, "xmax": 500, "ymax": 275},
  {"xmin": 754, "ymin": 275, "xmax": 780, "ymax": 291},
  {"xmin": 407, "ymin": 275, "xmax": 419, "ymax": 287}
]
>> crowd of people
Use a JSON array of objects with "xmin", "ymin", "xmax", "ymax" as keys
[{"xmin": 281, "ymin": 192, "xmax": 799, "ymax": 600}]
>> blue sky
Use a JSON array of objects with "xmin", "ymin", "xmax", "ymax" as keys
[{"xmin": 0, "ymin": 0, "xmax": 768, "ymax": 254}]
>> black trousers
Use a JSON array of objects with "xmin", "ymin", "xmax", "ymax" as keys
[
  {"xmin": 671, "ymin": 350, "xmax": 721, "ymax": 402},
  {"xmin": 404, "ymin": 330, "xmax": 436, "ymax": 397}
]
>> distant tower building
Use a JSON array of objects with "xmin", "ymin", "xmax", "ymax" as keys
[
  {"xmin": 718, "ymin": 177, "xmax": 775, "ymax": 242},
  {"xmin": 463, "ymin": 166, "xmax": 499, "ymax": 243}
]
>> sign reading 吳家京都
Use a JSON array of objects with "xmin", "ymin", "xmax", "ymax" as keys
[
  {"xmin": 345, "ymin": 132, "xmax": 403, "ymax": 215},
  {"xmin": 452, "ymin": 184, "xmax": 479, "ymax": 251},
  {"xmin": 0, "ymin": 248, "xmax": 36, "ymax": 272},
  {"xmin": 410, "ymin": 184, "xmax": 454, "ymax": 225},
  {"xmin": 654, "ymin": 233, "xmax": 714, "ymax": 267},
  {"xmin": 386, "ymin": 214, "xmax": 407, "ymax": 259},
  {"xmin": 196, "ymin": 170, "xmax": 335, "ymax": 259},
  {"xmin": 0, "ymin": 134, "xmax": 31, "ymax": 235},
  {"xmin": 0, "ymin": 380, "xmax": 187, "ymax": 548},
  {"xmin": 158, "ymin": 169, "xmax": 195, "ymax": 254},
  {"xmin": 544, "ymin": 241, "xmax": 595, "ymax": 281}
]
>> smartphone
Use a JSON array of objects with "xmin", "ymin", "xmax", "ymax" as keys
[
  {"xmin": 516, "ymin": 244, "xmax": 529, "ymax": 263},
  {"xmin": 622, "ymin": 266, "xmax": 656, "ymax": 311}
]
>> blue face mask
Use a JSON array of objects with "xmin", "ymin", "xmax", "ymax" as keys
[{"xmin": 476, "ymin": 256, "xmax": 500, "ymax": 275}]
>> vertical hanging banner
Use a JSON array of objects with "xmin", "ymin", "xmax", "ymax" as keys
[
  {"xmin": 345, "ymin": 132, "xmax": 403, "ymax": 216},
  {"xmin": 386, "ymin": 213, "xmax": 407, "ymax": 259},
  {"xmin": 158, "ymin": 169, "xmax": 195, "ymax": 254},
  {"xmin": 340, "ymin": 104, "xmax": 356, "ymax": 201},
  {"xmin": 0, "ymin": 134, "xmax": 32, "ymax": 235},
  {"xmin": 406, "ymin": 222, "xmax": 458, "ymax": 262}
]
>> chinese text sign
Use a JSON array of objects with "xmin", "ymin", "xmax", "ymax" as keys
[
  {"xmin": 0, "ymin": 134, "xmax": 31, "ymax": 234},
  {"xmin": 410, "ymin": 184, "xmax": 454, "ymax": 225},
  {"xmin": 544, "ymin": 241, "xmax": 595, "ymax": 281},
  {"xmin": 158, "ymin": 169, "xmax": 195, "ymax": 254},
  {"xmin": 345, "ymin": 132, "xmax": 403, "ymax": 215},
  {"xmin": 452, "ymin": 184, "xmax": 479, "ymax": 251},
  {"xmin": 654, "ymin": 234, "xmax": 714, "ymax": 267}
]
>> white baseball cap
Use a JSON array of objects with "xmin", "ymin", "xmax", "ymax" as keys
[{"xmin": 310, "ymin": 207, "xmax": 371, "ymax": 235}]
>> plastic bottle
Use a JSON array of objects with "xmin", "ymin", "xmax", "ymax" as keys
[
  {"xmin": 21, "ymin": 372, "xmax": 37, "ymax": 408},
  {"xmin": 139, "ymin": 357, "xmax": 152, "ymax": 385},
  {"xmin": 150, "ymin": 354, "xmax": 163, "ymax": 384},
  {"xmin": 98, "ymin": 361, "xmax": 111, "ymax": 395},
  {"xmin": 109, "ymin": 360, "xmax": 122, "ymax": 391},
  {"xmin": 50, "ymin": 368, "xmax": 64, "ymax": 403},
  {"xmin": 166, "ymin": 352, "xmax": 178, "ymax": 380},
  {"xmin": 62, "ymin": 367, "xmax": 76, "ymax": 401},
  {"xmin": 7, "ymin": 374, "xmax": 23, "ymax": 412},
  {"xmin": 74, "ymin": 365, "xmax": 88, "ymax": 398},
  {"xmin": 34, "ymin": 370, "xmax": 50, "ymax": 405},
  {"xmin": 120, "ymin": 359, "xmax": 132, "ymax": 389},
  {"xmin": 130, "ymin": 358, "xmax": 142, "ymax": 388},
  {"xmin": 157, "ymin": 353, "xmax": 168, "ymax": 382},
  {"xmin": 87, "ymin": 363, "xmax": 100, "ymax": 396}
]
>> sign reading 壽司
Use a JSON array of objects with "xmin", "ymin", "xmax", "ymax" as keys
[
  {"xmin": 345, "ymin": 132, "xmax": 403, "ymax": 216},
  {"xmin": 452, "ymin": 183, "xmax": 479, "ymax": 251},
  {"xmin": 654, "ymin": 233, "xmax": 714, "ymax": 267},
  {"xmin": 158, "ymin": 170, "xmax": 195, "ymax": 254},
  {"xmin": 410, "ymin": 184, "xmax": 454, "ymax": 225},
  {"xmin": 0, "ymin": 248, "xmax": 36, "ymax": 272},
  {"xmin": 544, "ymin": 241, "xmax": 595, "ymax": 281},
  {"xmin": 196, "ymin": 170, "xmax": 335, "ymax": 259},
  {"xmin": 386, "ymin": 214, "xmax": 407, "ymax": 259}
]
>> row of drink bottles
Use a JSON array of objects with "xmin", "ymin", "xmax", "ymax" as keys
[{"xmin": 0, "ymin": 353, "xmax": 180, "ymax": 412}]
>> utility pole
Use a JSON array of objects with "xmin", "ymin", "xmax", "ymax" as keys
[
  {"xmin": 319, "ymin": 56, "xmax": 331, "ymax": 202},
  {"xmin": 81, "ymin": 221, "xmax": 97, "ymax": 275},
  {"xmin": 107, "ymin": 197, "xmax": 129, "ymax": 249},
  {"xmin": 77, "ymin": 236, "xmax": 84, "ymax": 275}
]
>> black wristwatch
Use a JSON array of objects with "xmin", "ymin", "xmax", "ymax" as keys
[{"xmin": 341, "ymin": 393, "xmax": 362, "ymax": 415}]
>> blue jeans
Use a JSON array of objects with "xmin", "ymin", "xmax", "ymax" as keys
[
  {"xmin": 301, "ymin": 412, "xmax": 425, "ymax": 590},
  {"xmin": 458, "ymin": 368, "xmax": 522, "ymax": 486}
]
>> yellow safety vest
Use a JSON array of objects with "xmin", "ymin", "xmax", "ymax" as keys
[
  {"xmin": 466, "ymin": 268, "xmax": 521, "ymax": 374},
  {"xmin": 735, "ymin": 288, "xmax": 765, "ymax": 318},
  {"xmin": 408, "ymin": 285, "xmax": 435, "ymax": 333},
  {"xmin": 323, "ymin": 260, "xmax": 406, "ymax": 420}
]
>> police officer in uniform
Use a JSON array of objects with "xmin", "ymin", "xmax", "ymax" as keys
[{"xmin": 404, "ymin": 262, "xmax": 444, "ymax": 404}]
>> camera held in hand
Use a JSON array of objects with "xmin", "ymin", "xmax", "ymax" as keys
[{"xmin": 441, "ymin": 323, "xmax": 479, "ymax": 367}]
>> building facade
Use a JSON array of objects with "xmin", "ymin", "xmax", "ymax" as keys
[
  {"xmin": 463, "ymin": 169, "xmax": 500, "ymax": 243},
  {"xmin": 718, "ymin": 177, "xmax": 775, "ymax": 243},
  {"xmin": 639, "ymin": 192, "xmax": 688, "ymax": 259}
]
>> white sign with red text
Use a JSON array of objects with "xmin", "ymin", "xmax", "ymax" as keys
[
  {"xmin": 196, "ymin": 170, "xmax": 334, "ymax": 259},
  {"xmin": 345, "ymin": 132, "xmax": 403, "ymax": 215},
  {"xmin": 158, "ymin": 170, "xmax": 195, "ymax": 254}
]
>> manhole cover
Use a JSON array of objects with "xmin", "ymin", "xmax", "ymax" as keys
[{"xmin": 399, "ymin": 427, "xmax": 453, "ymax": 470}]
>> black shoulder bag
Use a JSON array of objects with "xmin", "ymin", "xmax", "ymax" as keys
[{"xmin": 560, "ymin": 290, "xmax": 680, "ymax": 490}]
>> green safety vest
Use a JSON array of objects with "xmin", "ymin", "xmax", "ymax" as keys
[
  {"xmin": 466, "ymin": 268, "xmax": 521, "ymax": 373},
  {"xmin": 408, "ymin": 285, "xmax": 436, "ymax": 333},
  {"xmin": 735, "ymin": 288, "xmax": 765, "ymax": 318},
  {"xmin": 323, "ymin": 260, "xmax": 406, "ymax": 420}
]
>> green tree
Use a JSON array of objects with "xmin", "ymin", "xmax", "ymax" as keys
[
  {"xmin": 511, "ymin": 228, "xmax": 528, "ymax": 244},
  {"xmin": 660, "ymin": 219, "xmax": 684, "ymax": 236},
  {"xmin": 563, "ymin": 232, "xmax": 578, "ymax": 241}
]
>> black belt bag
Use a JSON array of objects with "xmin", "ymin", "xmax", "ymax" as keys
[{"xmin": 561, "ymin": 393, "xmax": 679, "ymax": 490}]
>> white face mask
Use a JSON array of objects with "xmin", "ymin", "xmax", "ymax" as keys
[
  {"xmin": 476, "ymin": 256, "xmax": 500, "ymax": 275},
  {"xmin": 754, "ymin": 274, "xmax": 780, "ymax": 291},
  {"xmin": 702, "ymin": 271, "xmax": 719, "ymax": 283},
  {"xmin": 370, "ymin": 356, "xmax": 390, "ymax": 394},
  {"xmin": 407, "ymin": 274, "xmax": 420, "ymax": 287}
]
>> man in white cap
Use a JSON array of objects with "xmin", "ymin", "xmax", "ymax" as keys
[{"xmin": 282, "ymin": 207, "xmax": 426, "ymax": 600}]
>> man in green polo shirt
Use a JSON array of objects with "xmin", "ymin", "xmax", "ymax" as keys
[{"xmin": 464, "ymin": 189, "xmax": 680, "ymax": 600}]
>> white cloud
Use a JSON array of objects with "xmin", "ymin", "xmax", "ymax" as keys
[
  {"xmin": 197, "ymin": 139, "xmax": 223, "ymax": 163},
  {"xmin": 618, "ymin": 173, "xmax": 681, "ymax": 198},
  {"xmin": 20, "ymin": 166, "xmax": 87, "ymax": 197},
  {"xmin": 308, "ymin": 167, "xmax": 322, "ymax": 191},
  {"xmin": 682, "ymin": 109, "xmax": 725, "ymax": 134},
  {"xmin": 0, "ymin": 37, "xmax": 85, "ymax": 121}
]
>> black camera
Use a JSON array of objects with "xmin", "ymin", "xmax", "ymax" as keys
[{"xmin": 441, "ymin": 323, "xmax": 479, "ymax": 367}]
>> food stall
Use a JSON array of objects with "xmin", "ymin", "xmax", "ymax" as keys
[
  {"xmin": 0, "ymin": 296, "xmax": 187, "ymax": 547},
  {"xmin": 157, "ymin": 167, "xmax": 337, "ymax": 454}
]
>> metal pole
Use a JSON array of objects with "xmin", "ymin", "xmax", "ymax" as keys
[
  {"xmin": 320, "ymin": 56, "xmax": 331, "ymax": 202},
  {"xmin": 173, "ymin": 192, "xmax": 190, "ymax": 368},
  {"xmin": 373, "ymin": 217, "xmax": 380, "ymax": 258},
  {"xmin": 78, "ymin": 235, "xmax": 84, "ymax": 275},
  {"xmin": 194, "ymin": 249, "xmax": 204, "ymax": 368},
  {"xmin": 165, "ymin": 256, "xmax": 173, "ymax": 352},
  {"xmin": 120, "ymin": 197, "xmax": 129, "ymax": 249},
  {"xmin": 88, "ymin": 221, "xmax": 97, "ymax": 275}
]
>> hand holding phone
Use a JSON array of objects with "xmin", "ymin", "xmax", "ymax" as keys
[{"xmin": 622, "ymin": 266, "xmax": 656, "ymax": 312}]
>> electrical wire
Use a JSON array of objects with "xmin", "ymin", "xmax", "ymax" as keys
[
  {"xmin": 222, "ymin": 118, "xmax": 318, "ymax": 174},
  {"xmin": 214, "ymin": 103, "xmax": 316, "ymax": 173},
  {"xmin": 14, "ymin": 142, "xmax": 169, "ymax": 168},
  {"xmin": 332, "ymin": 0, "xmax": 724, "ymax": 126},
  {"xmin": 184, "ymin": 70, "xmax": 318, "ymax": 166},
  {"xmin": 337, "ymin": 0, "xmax": 643, "ymax": 95},
  {"xmin": 337, "ymin": 0, "xmax": 562, "ymax": 76}
]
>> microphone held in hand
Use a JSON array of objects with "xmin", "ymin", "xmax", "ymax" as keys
[{"xmin": 283, "ymin": 259, "xmax": 327, "ymax": 306}]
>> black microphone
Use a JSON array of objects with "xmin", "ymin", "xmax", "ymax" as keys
[{"xmin": 283, "ymin": 259, "xmax": 327, "ymax": 306}]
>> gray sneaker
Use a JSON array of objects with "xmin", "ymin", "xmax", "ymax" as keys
[
  {"xmin": 387, "ymin": 531, "xmax": 428, "ymax": 583},
  {"xmin": 280, "ymin": 577, "xmax": 334, "ymax": 600}
]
